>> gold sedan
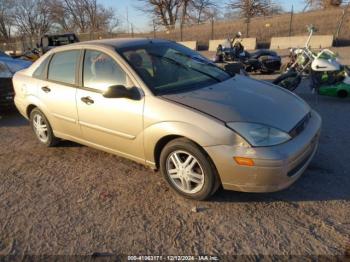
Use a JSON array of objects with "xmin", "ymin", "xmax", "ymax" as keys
[{"xmin": 13, "ymin": 39, "xmax": 321, "ymax": 200}]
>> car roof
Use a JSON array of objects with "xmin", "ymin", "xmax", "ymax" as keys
[{"xmin": 69, "ymin": 38, "xmax": 172, "ymax": 49}]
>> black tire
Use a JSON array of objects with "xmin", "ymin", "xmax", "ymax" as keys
[
  {"xmin": 273, "ymin": 72, "xmax": 301, "ymax": 91},
  {"xmin": 30, "ymin": 108, "xmax": 59, "ymax": 147},
  {"xmin": 337, "ymin": 90, "xmax": 348, "ymax": 98},
  {"xmin": 160, "ymin": 138, "xmax": 220, "ymax": 200}
]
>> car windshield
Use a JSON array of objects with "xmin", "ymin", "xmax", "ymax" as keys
[{"xmin": 118, "ymin": 42, "xmax": 231, "ymax": 94}]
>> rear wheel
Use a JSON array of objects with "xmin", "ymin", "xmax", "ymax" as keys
[
  {"xmin": 273, "ymin": 72, "xmax": 301, "ymax": 91},
  {"xmin": 160, "ymin": 138, "xmax": 219, "ymax": 200},
  {"xmin": 30, "ymin": 108, "xmax": 59, "ymax": 147}
]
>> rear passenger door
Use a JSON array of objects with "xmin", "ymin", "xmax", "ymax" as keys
[{"xmin": 36, "ymin": 50, "xmax": 81, "ymax": 139}]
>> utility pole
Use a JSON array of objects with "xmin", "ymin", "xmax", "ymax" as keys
[
  {"xmin": 245, "ymin": 17, "xmax": 250, "ymax": 38},
  {"xmin": 153, "ymin": 19, "xmax": 156, "ymax": 38},
  {"xmin": 180, "ymin": 22, "xmax": 183, "ymax": 41},
  {"xmin": 126, "ymin": 6, "xmax": 130, "ymax": 34},
  {"xmin": 289, "ymin": 5, "xmax": 294, "ymax": 37},
  {"xmin": 211, "ymin": 16, "xmax": 214, "ymax": 40}
]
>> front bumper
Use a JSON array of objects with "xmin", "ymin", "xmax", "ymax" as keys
[{"xmin": 205, "ymin": 110, "xmax": 322, "ymax": 193}]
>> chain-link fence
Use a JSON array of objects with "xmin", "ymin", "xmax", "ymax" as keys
[{"xmin": 1, "ymin": 7, "xmax": 350, "ymax": 54}]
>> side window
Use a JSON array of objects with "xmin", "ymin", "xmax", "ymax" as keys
[
  {"xmin": 33, "ymin": 56, "xmax": 49, "ymax": 79},
  {"xmin": 83, "ymin": 50, "xmax": 126, "ymax": 90},
  {"xmin": 48, "ymin": 50, "xmax": 80, "ymax": 85}
]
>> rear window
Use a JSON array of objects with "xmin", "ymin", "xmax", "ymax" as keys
[
  {"xmin": 33, "ymin": 56, "xmax": 50, "ymax": 79},
  {"xmin": 48, "ymin": 50, "xmax": 80, "ymax": 85}
]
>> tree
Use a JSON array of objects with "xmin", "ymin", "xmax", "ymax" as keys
[
  {"xmin": 228, "ymin": 0, "xmax": 271, "ymax": 19},
  {"xmin": 13, "ymin": 0, "xmax": 51, "ymax": 40},
  {"xmin": 269, "ymin": 2, "xmax": 284, "ymax": 15},
  {"xmin": 48, "ymin": 0, "xmax": 73, "ymax": 32},
  {"xmin": 188, "ymin": 0, "xmax": 217, "ymax": 24},
  {"xmin": 0, "ymin": 0, "xmax": 12, "ymax": 39},
  {"xmin": 227, "ymin": 0, "xmax": 273, "ymax": 36},
  {"xmin": 138, "ymin": 0, "xmax": 218, "ymax": 29},
  {"xmin": 137, "ymin": 0, "xmax": 184, "ymax": 30},
  {"xmin": 304, "ymin": 0, "xmax": 342, "ymax": 10},
  {"xmin": 49, "ymin": 0, "xmax": 118, "ymax": 33}
]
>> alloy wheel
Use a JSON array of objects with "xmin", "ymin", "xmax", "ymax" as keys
[
  {"xmin": 166, "ymin": 150, "xmax": 205, "ymax": 194},
  {"xmin": 33, "ymin": 113, "xmax": 49, "ymax": 143}
]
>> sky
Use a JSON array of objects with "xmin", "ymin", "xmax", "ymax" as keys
[{"xmin": 99, "ymin": 0, "xmax": 306, "ymax": 32}]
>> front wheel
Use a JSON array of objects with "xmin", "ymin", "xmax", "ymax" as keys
[
  {"xmin": 273, "ymin": 72, "xmax": 302, "ymax": 91},
  {"xmin": 160, "ymin": 138, "xmax": 220, "ymax": 200}
]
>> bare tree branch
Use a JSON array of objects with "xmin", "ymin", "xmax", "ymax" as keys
[
  {"xmin": 304, "ymin": 0, "xmax": 342, "ymax": 10},
  {"xmin": 13, "ymin": 0, "xmax": 51, "ymax": 40},
  {"xmin": 137, "ymin": 0, "xmax": 183, "ymax": 30},
  {"xmin": 0, "ymin": 0, "xmax": 13, "ymax": 39}
]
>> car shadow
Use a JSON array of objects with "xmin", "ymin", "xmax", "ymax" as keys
[
  {"xmin": 210, "ymin": 150, "xmax": 349, "ymax": 203},
  {"xmin": 211, "ymin": 174, "xmax": 350, "ymax": 203},
  {"xmin": 56, "ymin": 140, "xmax": 83, "ymax": 148}
]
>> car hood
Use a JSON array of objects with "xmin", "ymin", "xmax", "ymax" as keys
[
  {"xmin": 0, "ymin": 57, "xmax": 32, "ymax": 73},
  {"xmin": 162, "ymin": 75, "xmax": 310, "ymax": 132}
]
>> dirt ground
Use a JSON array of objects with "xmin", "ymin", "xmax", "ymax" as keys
[{"xmin": 0, "ymin": 48, "xmax": 349, "ymax": 258}]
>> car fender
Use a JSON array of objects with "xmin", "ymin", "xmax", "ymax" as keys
[
  {"xmin": 22, "ymin": 95, "xmax": 52, "ymax": 122},
  {"xmin": 143, "ymin": 121, "xmax": 242, "ymax": 165}
]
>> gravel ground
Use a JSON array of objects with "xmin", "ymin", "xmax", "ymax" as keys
[{"xmin": 0, "ymin": 48, "xmax": 349, "ymax": 258}]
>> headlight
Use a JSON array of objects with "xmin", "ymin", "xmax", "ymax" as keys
[{"xmin": 227, "ymin": 122, "xmax": 291, "ymax": 147}]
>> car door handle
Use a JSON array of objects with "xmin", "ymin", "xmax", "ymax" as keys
[
  {"xmin": 81, "ymin": 96, "xmax": 94, "ymax": 105},
  {"xmin": 41, "ymin": 86, "xmax": 51, "ymax": 93}
]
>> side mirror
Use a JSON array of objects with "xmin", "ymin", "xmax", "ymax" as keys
[{"xmin": 102, "ymin": 85, "xmax": 141, "ymax": 100}]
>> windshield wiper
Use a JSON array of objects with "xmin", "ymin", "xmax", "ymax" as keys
[{"xmin": 148, "ymin": 53, "xmax": 222, "ymax": 83}]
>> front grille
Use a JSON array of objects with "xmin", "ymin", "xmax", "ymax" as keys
[{"xmin": 289, "ymin": 112, "xmax": 311, "ymax": 138}]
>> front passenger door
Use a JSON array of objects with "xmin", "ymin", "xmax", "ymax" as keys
[{"xmin": 76, "ymin": 49, "xmax": 145, "ymax": 162}]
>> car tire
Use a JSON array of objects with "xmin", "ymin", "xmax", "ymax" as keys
[
  {"xmin": 160, "ymin": 138, "xmax": 220, "ymax": 200},
  {"xmin": 337, "ymin": 90, "xmax": 348, "ymax": 98},
  {"xmin": 30, "ymin": 108, "xmax": 59, "ymax": 147}
]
